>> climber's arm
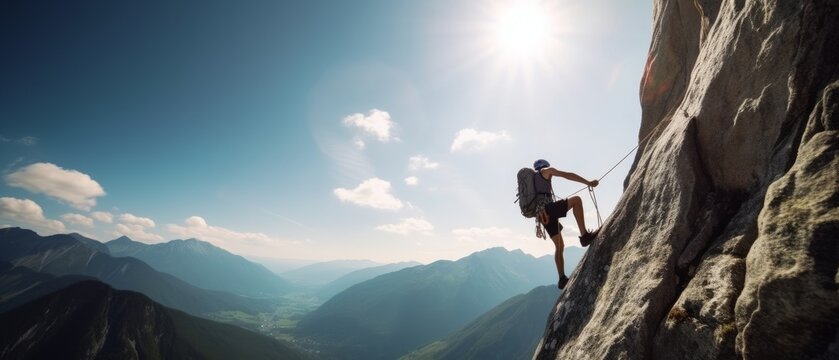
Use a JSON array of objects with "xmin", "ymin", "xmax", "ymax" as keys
[{"xmin": 544, "ymin": 168, "xmax": 599, "ymax": 187}]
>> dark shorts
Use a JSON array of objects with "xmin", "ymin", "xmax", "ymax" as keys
[{"xmin": 543, "ymin": 199, "xmax": 569, "ymax": 237}]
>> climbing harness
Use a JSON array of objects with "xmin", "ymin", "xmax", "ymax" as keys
[{"xmin": 535, "ymin": 220, "xmax": 546, "ymax": 239}]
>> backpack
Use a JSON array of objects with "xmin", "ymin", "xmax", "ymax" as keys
[{"xmin": 516, "ymin": 168, "xmax": 554, "ymax": 218}]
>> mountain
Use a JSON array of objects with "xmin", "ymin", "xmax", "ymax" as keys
[
  {"xmin": 317, "ymin": 261, "xmax": 421, "ymax": 300},
  {"xmin": 246, "ymin": 256, "xmax": 318, "ymax": 274},
  {"xmin": 281, "ymin": 259, "xmax": 383, "ymax": 286},
  {"xmin": 68, "ymin": 232, "xmax": 111, "ymax": 254},
  {"xmin": 295, "ymin": 247, "xmax": 557, "ymax": 360},
  {"xmin": 535, "ymin": 1, "xmax": 839, "ymax": 359},
  {"xmin": 0, "ymin": 261, "xmax": 93, "ymax": 313},
  {"xmin": 106, "ymin": 236, "xmax": 290, "ymax": 297},
  {"xmin": 0, "ymin": 280, "xmax": 307, "ymax": 359},
  {"xmin": 0, "ymin": 227, "xmax": 272, "ymax": 316},
  {"xmin": 403, "ymin": 285, "xmax": 561, "ymax": 360}
]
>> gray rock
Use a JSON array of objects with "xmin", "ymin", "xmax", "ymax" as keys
[{"xmin": 535, "ymin": 1, "xmax": 839, "ymax": 359}]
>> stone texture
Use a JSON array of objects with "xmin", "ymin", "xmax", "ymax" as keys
[
  {"xmin": 534, "ymin": 1, "xmax": 839, "ymax": 359},
  {"xmin": 735, "ymin": 100, "xmax": 839, "ymax": 360}
]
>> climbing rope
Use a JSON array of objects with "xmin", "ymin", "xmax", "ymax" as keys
[
  {"xmin": 588, "ymin": 186, "xmax": 602, "ymax": 227},
  {"xmin": 529, "ymin": 118, "xmax": 670, "ymax": 239},
  {"xmin": 564, "ymin": 118, "xmax": 671, "ymax": 226},
  {"xmin": 566, "ymin": 118, "xmax": 670, "ymax": 198}
]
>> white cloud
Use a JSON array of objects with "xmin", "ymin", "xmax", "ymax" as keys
[
  {"xmin": 353, "ymin": 138, "xmax": 366, "ymax": 150},
  {"xmin": 18, "ymin": 136, "xmax": 38, "ymax": 146},
  {"xmin": 113, "ymin": 212, "xmax": 161, "ymax": 242},
  {"xmin": 61, "ymin": 213, "xmax": 94, "ymax": 228},
  {"xmin": 118, "ymin": 213, "xmax": 156, "ymax": 228},
  {"xmin": 0, "ymin": 136, "xmax": 38, "ymax": 145},
  {"xmin": 343, "ymin": 109, "xmax": 395, "ymax": 142},
  {"xmin": 0, "ymin": 197, "xmax": 65, "ymax": 233},
  {"xmin": 450, "ymin": 128, "xmax": 511, "ymax": 152},
  {"xmin": 114, "ymin": 223, "xmax": 163, "ymax": 243},
  {"xmin": 376, "ymin": 217, "xmax": 434, "ymax": 235},
  {"xmin": 333, "ymin": 178, "xmax": 403, "ymax": 210},
  {"xmin": 5, "ymin": 162, "xmax": 106, "ymax": 211},
  {"xmin": 404, "ymin": 176, "xmax": 419, "ymax": 186},
  {"xmin": 91, "ymin": 211, "xmax": 113, "ymax": 223},
  {"xmin": 168, "ymin": 216, "xmax": 275, "ymax": 247},
  {"xmin": 452, "ymin": 226, "xmax": 513, "ymax": 241},
  {"xmin": 408, "ymin": 155, "xmax": 439, "ymax": 171}
]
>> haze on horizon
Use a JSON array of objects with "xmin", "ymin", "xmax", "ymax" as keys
[{"xmin": 1, "ymin": 0, "xmax": 652, "ymax": 264}]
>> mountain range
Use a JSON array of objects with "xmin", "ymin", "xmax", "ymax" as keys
[
  {"xmin": 402, "ymin": 285, "xmax": 561, "ymax": 360},
  {"xmin": 281, "ymin": 259, "xmax": 383, "ymax": 287},
  {"xmin": 316, "ymin": 261, "xmax": 421, "ymax": 300},
  {"xmin": 0, "ymin": 227, "xmax": 272, "ymax": 316},
  {"xmin": 295, "ymin": 247, "xmax": 558, "ymax": 359},
  {"xmin": 0, "ymin": 280, "xmax": 307, "ymax": 359},
  {"xmin": 106, "ymin": 236, "xmax": 290, "ymax": 297},
  {"xmin": 0, "ymin": 226, "xmax": 589, "ymax": 359}
]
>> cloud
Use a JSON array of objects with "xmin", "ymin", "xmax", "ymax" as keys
[
  {"xmin": 0, "ymin": 136, "xmax": 37, "ymax": 145},
  {"xmin": 452, "ymin": 226, "xmax": 513, "ymax": 241},
  {"xmin": 0, "ymin": 197, "xmax": 65, "ymax": 233},
  {"xmin": 343, "ymin": 109, "xmax": 395, "ymax": 142},
  {"xmin": 91, "ymin": 211, "xmax": 113, "ymax": 223},
  {"xmin": 375, "ymin": 217, "xmax": 434, "ymax": 235},
  {"xmin": 353, "ymin": 138, "xmax": 366, "ymax": 150},
  {"xmin": 404, "ymin": 176, "xmax": 419, "ymax": 186},
  {"xmin": 114, "ymin": 223, "xmax": 163, "ymax": 242},
  {"xmin": 5, "ymin": 162, "xmax": 106, "ymax": 210},
  {"xmin": 450, "ymin": 128, "xmax": 511, "ymax": 152},
  {"xmin": 61, "ymin": 213, "xmax": 94, "ymax": 228},
  {"xmin": 333, "ymin": 178, "xmax": 403, "ymax": 210},
  {"xmin": 118, "ymin": 213, "xmax": 155, "ymax": 228},
  {"xmin": 168, "ymin": 216, "xmax": 275, "ymax": 247},
  {"xmin": 408, "ymin": 155, "xmax": 439, "ymax": 171},
  {"xmin": 3, "ymin": 157, "xmax": 24, "ymax": 174},
  {"xmin": 18, "ymin": 136, "xmax": 38, "ymax": 146},
  {"xmin": 113, "ymin": 212, "xmax": 161, "ymax": 242}
]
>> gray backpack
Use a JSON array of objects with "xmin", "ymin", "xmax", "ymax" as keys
[{"xmin": 516, "ymin": 168, "xmax": 553, "ymax": 218}]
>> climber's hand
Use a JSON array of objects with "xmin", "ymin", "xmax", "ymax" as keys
[{"xmin": 588, "ymin": 179, "xmax": 599, "ymax": 187}]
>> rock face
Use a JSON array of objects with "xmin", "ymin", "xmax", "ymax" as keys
[{"xmin": 535, "ymin": 1, "xmax": 838, "ymax": 359}]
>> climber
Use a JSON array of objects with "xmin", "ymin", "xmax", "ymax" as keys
[{"xmin": 532, "ymin": 159, "xmax": 600, "ymax": 289}]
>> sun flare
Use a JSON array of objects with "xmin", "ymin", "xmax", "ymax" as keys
[{"xmin": 491, "ymin": 1, "xmax": 553, "ymax": 61}]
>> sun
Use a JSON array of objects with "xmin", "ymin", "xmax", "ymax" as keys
[{"xmin": 490, "ymin": 1, "xmax": 554, "ymax": 61}]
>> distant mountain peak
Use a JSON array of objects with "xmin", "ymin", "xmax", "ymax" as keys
[
  {"xmin": 169, "ymin": 238, "xmax": 222, "ymax": 254},
  {"xmin": 469, "ymin": 247, "xmax": 527, "ymax": 259},
  {"xmin": 0, "ymin": 227, "xmax": 35, "ymax": 236},
  {"xmin": 109, "ymin": 235, "xmax": 135, "ymax": 243}
]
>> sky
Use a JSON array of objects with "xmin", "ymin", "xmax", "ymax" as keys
[{"xmin": 0, "ymin": 0, "xmax": 652, "ymax": 263}]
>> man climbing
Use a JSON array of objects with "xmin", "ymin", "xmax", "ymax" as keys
[{"xmin": 531, "ymin": 159, "xmax": 599, "ymax": 289}]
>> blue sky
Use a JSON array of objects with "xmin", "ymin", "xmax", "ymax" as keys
[{"xmin": 1, "ymin": 0, "xmax": 651, "ymax": 263}]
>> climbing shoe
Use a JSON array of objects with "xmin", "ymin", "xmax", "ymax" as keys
[
  {"xmin": 558, "ymin": 274, "xmax": 569, "ymax": 289},
  {"xmin": 579, "ymin": 228, "xmax": 600, "ymax": 247}
]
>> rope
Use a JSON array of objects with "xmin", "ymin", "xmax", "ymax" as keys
[
  {"xmin": 558, "ymin": 118, "xmax": 670, "ymax": 231},
  {"xmin": 588, "ymin": 186, "xmax": 602, "ymax": 227},
  {"xmin": 566, "ymin": 119, "xmax": 669, "ymax": 198},
  {"xmin": 529, "ymin": 118, "xmax": 671, "ymax": 239}
]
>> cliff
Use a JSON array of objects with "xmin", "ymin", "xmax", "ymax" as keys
[{"xmin": 534, "ymin": 1, "xmax": 838, "ymax": 359}]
